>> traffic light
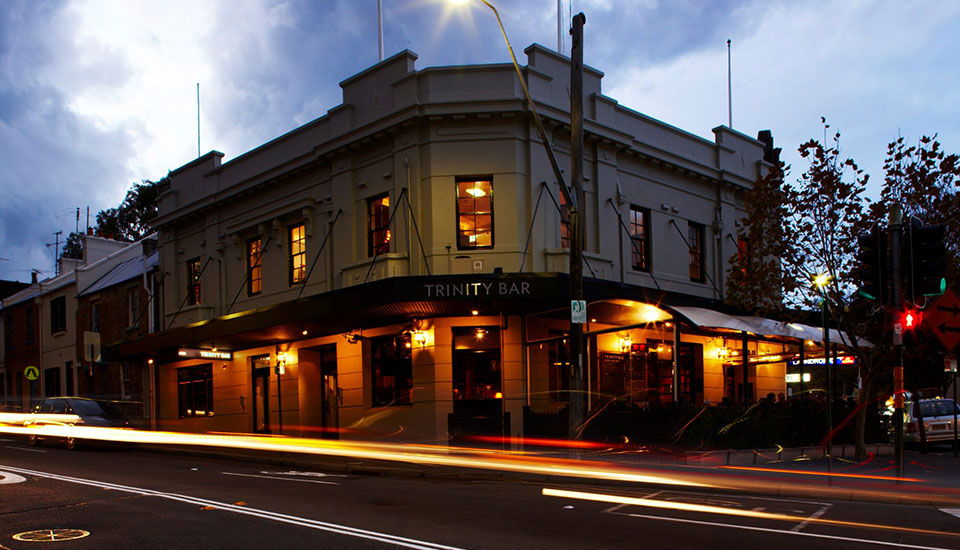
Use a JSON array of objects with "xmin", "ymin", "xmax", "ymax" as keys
[
  {"xmin": 856, "ymin": 227, "xmax": 887, "ymax": 301},
  {"xmin": 905, "ymin": 222, "xmax": 946, "ymax": 301},
  {"xmin": 901, "ymin": 308, "xmax": 922, "ymax": 329}
]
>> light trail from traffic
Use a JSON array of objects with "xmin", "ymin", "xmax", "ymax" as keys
[{"xmin": 4, "ymin": 413, "xmax": 960, "ymax": 506}]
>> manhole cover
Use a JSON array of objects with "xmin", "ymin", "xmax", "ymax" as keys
[{"xmin": 12, "ymin": 529, "xmax": 90, "ymax": 542}]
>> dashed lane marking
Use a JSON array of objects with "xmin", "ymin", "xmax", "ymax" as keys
[
  {"xmin": 222, "ymin": 472, "xmax": 339, "ymax": 485},
  {"xmin": 5, "ymin": 445, "xmax": 45, "ymax": 453}
]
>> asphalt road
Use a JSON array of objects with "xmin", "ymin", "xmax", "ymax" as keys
[{"xmin": 1, "ymin": 437, "xmax": 959, "ymax": 550}]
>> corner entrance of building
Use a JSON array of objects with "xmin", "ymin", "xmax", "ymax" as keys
[
  {"xmin": 449, "ymin": 326, "xmax": 505, "ymax": 440},
  {"xmin": 299, "ymin": 344, "xmax": 339, "ymax": 440}
]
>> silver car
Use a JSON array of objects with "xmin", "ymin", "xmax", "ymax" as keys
[{"xmin": 905, "ymin": 399, "xmax": 960, "ymax": 444}]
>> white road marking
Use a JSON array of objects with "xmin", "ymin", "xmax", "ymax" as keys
[
  {"xmin": 0, "ymin": 438, "xmax": 14, "ymax": 442},
  {"xmin": 0, "ymin": 470, "xmax": 27, "ymax": 484},
  {"xmin": 791, "ymin": 504, "xmax": 831, "ymax": 532},
  {"xmin": 222, "ymin": 471, "xmax": 339, "ymax": 485},
  {"xmin": 261, "ymin": 470, "xmax": 346, "ymax": 478},
  {"xmin": 4, "ymin": 446, "xmax": 45, "ymax": 453},
  {"xmin": 940, "ymin": 508, "xmax": 960, "ymax": 520},
  {"xmin": 0, "ymin": 465, "xmax": 463, "ymax": 550},
  {"xmin": 623, "ymin": 512, "xmax": 954, "ymax": 550}
]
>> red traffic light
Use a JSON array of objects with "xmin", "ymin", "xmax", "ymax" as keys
[{"xmin": 902, "ymin": 309, "xmax": 922, "ymax": 329}]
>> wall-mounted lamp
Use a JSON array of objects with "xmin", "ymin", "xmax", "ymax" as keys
[
  {"xmin": 471, "ymin": 309, "xmax": 479, "ymax": 316},
  {"xmin": 619, "ymin": 336, "xmax": 633, "ymax": 352},
  {"xmin": 717, "ymin": 347, "xmax": 730, "ymax": 359},
  {"xmin": 412, "ymin": 330, "xmax": 427, "ymax": 346},
  {"xmin": 276, "ymin": 351, "xmax": 287, "ymax": 375},
  {"xmin": 147, "ymin": 358, "xmax": 154, "ymax": 365}
]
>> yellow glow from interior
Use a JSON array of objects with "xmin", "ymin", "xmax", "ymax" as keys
[{"xmin": 465, "ymin": 185, "xmax": 486, "ymax": 197}]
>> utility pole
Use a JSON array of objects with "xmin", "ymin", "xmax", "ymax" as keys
[
  {"xmin": 568, "ymin": 12, "xmax": 586, "ymax": 441},
  {"xmin": 890, "ymin": 204, "xmax": 905, "ymax": 477}
]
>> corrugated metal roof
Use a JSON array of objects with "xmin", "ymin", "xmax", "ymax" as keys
[{"xmin": 80, "ymin": 253, "xmax": 155, "ymax": 296}]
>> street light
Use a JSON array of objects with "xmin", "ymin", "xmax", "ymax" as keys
[{"xmin": 449, "ymin": 0, "xmax": 586, "ymax": 441}]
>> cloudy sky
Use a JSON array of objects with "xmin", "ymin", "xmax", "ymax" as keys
[{"xmin": 1, "ymin": 0, "xmax": 958, "ymax": 282}]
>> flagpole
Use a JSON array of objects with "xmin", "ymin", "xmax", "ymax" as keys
[
  {"xmin": 727, "ymin": 38, "xmax": 732, "ymax": 128},
  {"xmin": 378, "ymin": 0, "xmax": 384, "ymax": 62}
]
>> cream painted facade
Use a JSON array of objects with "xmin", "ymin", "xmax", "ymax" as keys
[{"xmin": 111, "ymin": 46, "xmax": 805, "ymax": 443}]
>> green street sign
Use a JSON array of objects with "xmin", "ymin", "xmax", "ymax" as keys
[{"xmin": 24, "ymin": 366, "xmax": 39, "ymax": 381}]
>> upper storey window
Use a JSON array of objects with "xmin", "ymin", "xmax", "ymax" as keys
[
  {"xmin": 457, "ymin": 178, "xmax": 493, "ymax": 249},
  {"xmin": 187, "ymin": 258, "xmax": 202, "ymax": 305},
  {"xmin": 629, "ymin": 206, "xmax": 650, "ymax": 272},
  {"xmin": 247, "ymin": 238, "xmax": 262, "ymax": 295},
  {"xmin": 289, "ymin": 224, "xmax": 306, "ymax": 285},
  {"xmin": 368, "ymin": 194, "xmax": 391, "ymax": 257},
  {"xmin": 688, "ymin": 222, "xmax": 705, "ymax": 282}
]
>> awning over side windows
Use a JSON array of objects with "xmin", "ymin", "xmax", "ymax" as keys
[{"xmin": 669, "ymin": 306, "xmax": 873, "ymax": 348}]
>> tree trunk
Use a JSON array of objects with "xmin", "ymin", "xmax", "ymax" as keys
[{"xmin": 855, "ymin": 373, "xmax": 872, "ymax": 461}]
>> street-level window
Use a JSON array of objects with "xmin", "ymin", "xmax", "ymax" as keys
[
  {"xmin": 177, "ymin": 364, "xmax": 213, "ymax": 418},
  {"xmin": 187, "ymin": 258, "xmax": 202, "ymax": 305},
  {"xmin": 128, "ymin": 288, "xmax": 139, "ymax": 328},
  {"xmin": 688, "ymin": 222, "xmax": 705, "ymax": 282},
  {"xmin": 289, "ymin": 224, "xmax": 306, "ymax": 285},
  {"xmin": 371, "ymin": 334, "xmax": 412, "ymax": 406},
  {"xmin": 247, "ymin": 238, "xmax": 262, "ymax": 295},
  {"xmin": 368, "ymin": 194, "xmax": 391, "ymax": 257},
  {"xmin": 457, "ymin": 177, "xmax": 493, "ymax": 249},
  {"xmin": 630, "ymin": 206, "xmax": 650, "ymax": 272},
  {"xmin": 50, "ymin": 296, "xmax": 66, "ymax": 333}
]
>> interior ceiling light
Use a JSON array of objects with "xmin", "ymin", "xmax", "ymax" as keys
[
  {"xmin": 471, "ymin": 310, "xmax": 479, "ymax": 316},
  {"xmin": 465, "ymin": 183, "xmax": 486, "ymax": 197}
]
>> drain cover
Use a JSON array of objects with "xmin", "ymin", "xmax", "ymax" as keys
[{"xmin": 12, "ymin": 529, "xmax": 90, "ymax": 542}]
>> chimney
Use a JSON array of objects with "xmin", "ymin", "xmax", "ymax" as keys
[{"xmin": 31, "ymin": 271, "xmax": 38, "ymax": 284}]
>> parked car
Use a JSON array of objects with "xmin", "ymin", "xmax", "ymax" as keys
[
  {"xmin": 903, "ymin": 398, "xmax": 960, "ymax": 445},
  {"xmin": 26, "ymin": 397, "xmax": 133, "ymax": 449}
]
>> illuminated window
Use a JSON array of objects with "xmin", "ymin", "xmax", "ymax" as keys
[
  {"xmin": 177, "ymin": 364, "xmax": 213, "ymax": 418},
  {"xmin": 559, "ymin": 189, "xmax": 571, "ymax": 249},
  {"xmin": 289, "ymin": 224, "xmax": 306, "ymax": 285},
  {"xmin": 688, "ymin": 222, "xmax": 705, "ymax": 282},
  {"xmin": 50, "ymin": 296, "xmax": 66, "ymax": 333},
  {"xmin": 368, "ymin": 194, "xmax": 391, "ymax": 257},
  {"xmin": 371, "ymin": 334, "xmax": 412, "ymax": 406},
  {"xmin": 247, "ymin": 238, "xmax": 262, "ymax": 295},
  {"xmin": 457, "ymin": 177, "xmax": 493, "ymax": 249},
  {"xmin": 736, "ymin": 236, "xmax": 749, "ymax": 276},
  {"xmin": 629, "ymin": 206, "xmax": 650, "ymax": 272},
  {"xmin": 187, "ymin": 258, "xmax": 202, "ymax": 305}
]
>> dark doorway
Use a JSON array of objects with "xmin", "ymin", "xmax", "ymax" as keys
[
  {"xmin": 44, "ymin": 367, "xmax": 61, "ymax": 397},
  {"xmin": 252, "ymin": 356, "xmax": 270, "ymax": 434},
  {"xmin": 677, "ymin": 343, "xmax": 704, "ymax": 405},
  {"xmin": 318, "ymin": 344, "xmax": 339, "ymax": 440}
]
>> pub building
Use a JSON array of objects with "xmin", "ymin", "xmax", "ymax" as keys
[{"xmin": 103, "ymin": 46, "xmax": 852, "ymax": 442}]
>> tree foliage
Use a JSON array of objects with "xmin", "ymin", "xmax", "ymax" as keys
[
  {"xmin": 58, "ymin": 177, "xmax": 166, "ymax": 261},
  {"xmin": 727, "ymin": 120, "xmax": 959, "ymax": 459}
]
